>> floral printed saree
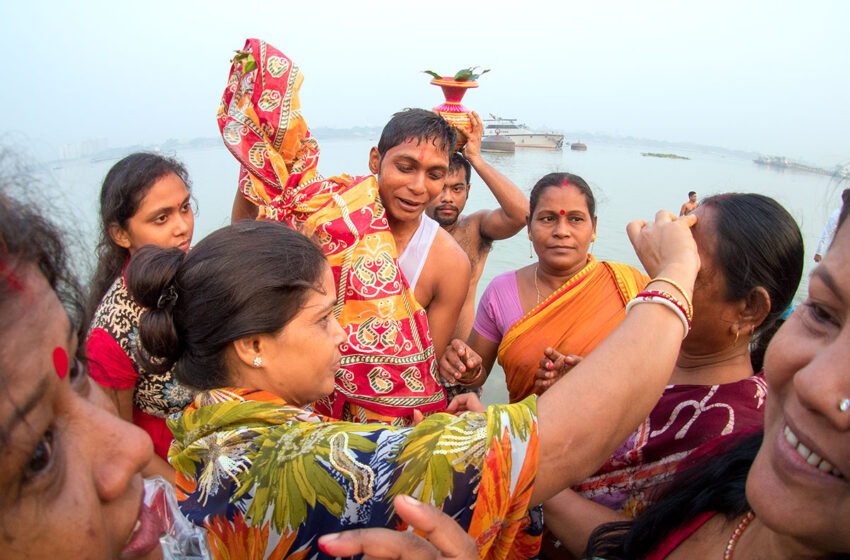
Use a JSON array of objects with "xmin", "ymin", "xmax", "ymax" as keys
[{"xmin": 169, "ymin": 388, "xmax": 541, "ymax": 560}]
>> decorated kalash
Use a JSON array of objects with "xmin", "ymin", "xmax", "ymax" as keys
[
  {"xmin": 219, "ymin": 39, "xmax": 486, "ymax": 425},
  {"xmin": 424, "ymin": 66, "xmax": 489, "ymax": 149}
]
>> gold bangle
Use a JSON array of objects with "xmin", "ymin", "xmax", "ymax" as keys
[
  {"xmin": 650, "ymin": 276, "xmax": 693, "ymax": 320},
  {"xmin": 457, "ymin": 367, "xmax": 484, "ymax": 386}
]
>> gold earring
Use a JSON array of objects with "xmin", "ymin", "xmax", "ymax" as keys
[{"xmin": 529, "ymin": 238, "xmax": 533, "ymax": 259}]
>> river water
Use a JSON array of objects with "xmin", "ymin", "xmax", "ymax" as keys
[{"xmin": 43, "ymin": 135, "xmax": 846, "ymax": 405}]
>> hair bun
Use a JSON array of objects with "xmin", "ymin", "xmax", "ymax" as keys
[
  {"xmin": 126, "ymin": 246, "xmax": 187, "ymax": 371},
  {"xmin": 156, "ymin": 284, "xmax": 179, "ymax": 310}
]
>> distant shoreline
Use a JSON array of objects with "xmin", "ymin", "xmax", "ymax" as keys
[{"xmin": 642, "ymin": 152, "xmax": 690, "ymax": 160}]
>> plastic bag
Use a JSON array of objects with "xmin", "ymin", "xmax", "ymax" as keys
[{"xmin": 144, "ymin": 476, "xmax": 212, "ymax": 560}]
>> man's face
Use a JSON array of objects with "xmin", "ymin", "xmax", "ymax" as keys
[
  {"xmin": 369, "ymin": 138, "xmax": 449, "ymax": 224},
  {"xmin": 426, "ymin": 167, "xmax": 470, "ymax": 227},
  {"xmin": 690, "ymin": 193, "xmax": 698, "ymax": 202}
]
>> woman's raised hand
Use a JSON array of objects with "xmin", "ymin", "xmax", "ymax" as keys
[
  {"xmin": 318, "ymin": 494, "xmax": 477, "ymax": 560},
  {"xmin": 438, "ymin": 338, "xmax": 482, "ymax": 383},
  {"xmin": 534, "ymin": 347, "xmax": 582, "ymax": 394},
  {"xmin": 626, "ymin": 211, "xmax": 699, "ymax": 288}
]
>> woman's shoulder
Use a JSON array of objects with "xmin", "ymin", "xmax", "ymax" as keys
[
  {"xmin": 90, "ymin": 275, "xmax": 143, "ymax": 331},
  {"xmin": 600, "ymin": 259, "xmax": 648, "ymax": 277},
  {"xmin": 487, "ymin": 268, "xmax": 525, "ymax": 291},
  {"xmin": 599, "ymin": 260, "xmax": 651, "ymax": 295}
]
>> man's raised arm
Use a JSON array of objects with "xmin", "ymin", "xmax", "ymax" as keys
[{"xmin": 463, "ymin": 112, "xmax": 529, "ymax": 240}]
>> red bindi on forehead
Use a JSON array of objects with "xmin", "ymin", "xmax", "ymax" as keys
[
  {"xmin": 52, "ymin": 347, "xmax": 68, "ymax": 380},
  {"xmin": 417, "ymin": 147, "xmax": 425, "ymax": 161},
  {"xmin": 560, "ymin": 209, "xmax": 566, "ymax": 215}
]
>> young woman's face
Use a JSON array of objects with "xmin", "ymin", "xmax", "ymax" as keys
[
  {"xmin": 747, "ymin": 217, "xmax": 850, "ymax": 554},
  {"xmin": 529, "ymin": 184, "xmax": 596, "ymax": 277},
  {"xmin": 0, "ymin": 266, "xmax": 159, "ymax": 559},
  {"xmin": 254, "ymin": 265, "xmax": 347, "ymax": 407},
  {"xmin": 112, "ymin": 172, "xmax": 194, "ymax": 255}
]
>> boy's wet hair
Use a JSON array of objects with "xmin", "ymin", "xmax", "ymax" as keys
[
  {"xmin": 377, "ymin": 109, "xmax": 456, "ymax": 158},
  {"xmin": 449, "ymin": 153, "xmax": 472, "ymax": 185}
]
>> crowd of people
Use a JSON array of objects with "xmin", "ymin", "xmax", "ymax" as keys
[{"xmin": 1, "ymin": 37, "xmax": 847, "ymax": 560}]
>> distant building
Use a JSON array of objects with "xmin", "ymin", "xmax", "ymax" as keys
[{"xmin": 59, "ymin": 138, "xmax": 108, "ymax": 160}]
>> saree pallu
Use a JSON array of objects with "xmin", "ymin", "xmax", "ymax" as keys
[
  {"xmin": 217, "ymin": 38, "xmax": 445, "ymax": 421},
  {"xmin": 573, "ymin": 376, "xmax": 767, "ymax": 516},
  {"xmin": 497, "ymin": 256, "xmax": 648, "ymax": 403},
  {"xmin": 169, "ymin": 388, "xmax": 542, "ymax": 560}
]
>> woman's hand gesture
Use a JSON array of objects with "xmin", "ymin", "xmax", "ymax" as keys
[
  {"xmin": 534, "ymin": 347, "xmax": 582, "ymax": 395},
  {"xmin": 438, "ymin": 338, "xmax": 482, "ymax": 384}
]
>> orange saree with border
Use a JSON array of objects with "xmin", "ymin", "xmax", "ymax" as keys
[{"xmin": 497, "ymin": 256, "xmax": 648, "ymax": 403}]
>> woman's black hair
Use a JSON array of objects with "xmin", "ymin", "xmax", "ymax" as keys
[
  {"xmin": 377, "ymin": 108, "xmax": 457, "ymax": 159},
  {"xmin": 586, "ymin": 429, "xmax": 850, "ymax": 559},
  {"xmin": 838, "ymin": 190, "xmax": 850, "ymax": 229},
  {"xmin": 0, "ymin": 151, "xmax": 84, "ymax": 344},
  {"xmin": 89, "ymin": 152, "xmax": 191, "ymax": 317},
  {"xmin": 699, "ymin": 194, "xmax": 803, "ymax": 371},
  {"xmin": 586, "ymin": 432, "xmax": 760, "ymax": 559},
  {"xmin": 126, "ymin": 220, "xmax": 327, "ymax": 390},
  {"xmin": 528, "ymin": 172, "xmax": 596, "ymax": 217}
]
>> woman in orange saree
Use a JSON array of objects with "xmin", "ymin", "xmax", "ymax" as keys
[{"xmin": 441, "ymin": 173, "xmax": 648, "ymax": 403}]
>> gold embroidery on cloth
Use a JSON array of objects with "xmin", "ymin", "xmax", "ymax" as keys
[{"xmin": 329, "ymin": 432, "xmax": 374, "ymax": 504}]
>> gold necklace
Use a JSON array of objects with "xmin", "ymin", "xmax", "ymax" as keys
[
  {"xmin": 534, "ymin": 265, "xmax": 543, "ymax": 304},
  {"xmin": 723, "ymin": 511, "xmax": 755, "ymax": 560}
]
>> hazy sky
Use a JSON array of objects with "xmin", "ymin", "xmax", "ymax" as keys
[{"xmin": 3, "ymin": 0, "xmax": 848, "ymax": 165}]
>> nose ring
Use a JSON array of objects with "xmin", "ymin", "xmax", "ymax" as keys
[{"xmin": 840, "ymin": 398, "xmax": 850, "ymax": 412}]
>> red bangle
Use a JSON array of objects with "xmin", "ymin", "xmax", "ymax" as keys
[{"xmin": 636, "ymin": 290, "xmax": 693, "ymax": 325}]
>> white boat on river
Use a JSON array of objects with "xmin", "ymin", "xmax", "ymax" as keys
[{"xmin": 482, "ymin": 114, "xmax": 564, "ymax": 149}]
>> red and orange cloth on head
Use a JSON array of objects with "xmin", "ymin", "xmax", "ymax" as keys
[{"xmin": 217, "ymin": 38, "xmax": 446, "ymax": 423}]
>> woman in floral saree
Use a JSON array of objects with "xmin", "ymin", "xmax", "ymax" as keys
[{"xmin": 127, "ymin": 208, "xmax": 700, "ymax": 559}]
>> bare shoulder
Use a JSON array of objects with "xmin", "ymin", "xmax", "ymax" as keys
[
  {"xmin": 451, "ymin": 212, "xmax": 482, "ymax": 237},
  {"xmin": 452, "ymin": 211, "xmax": 495, "ymax": 250},
  {"xmin": 422, "ymin": 229, "xmax": 470, "ymax": 293},
  {"xmin": 433, "ymin": 227, "xmax": 470, "ymax": 264}
]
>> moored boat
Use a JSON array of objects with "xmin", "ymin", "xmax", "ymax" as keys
[
  {"xmin": 483, "ymin": 114, "xmax": 564, "ymax": 149},
  {"xmin": 481, "ymin": 134, "xmax": 516, "ymax": 153}
]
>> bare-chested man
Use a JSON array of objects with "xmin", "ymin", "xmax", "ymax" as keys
[
  {"xmin": 680, "ymin": 191, "xmax": 699, "ymax": 216},
  {"xmin": 425, "ymin": 112, "xmax": 529, "ymax": 342}
]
